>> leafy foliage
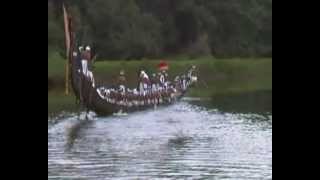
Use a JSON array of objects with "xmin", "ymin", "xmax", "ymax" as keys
[{"xmin": 48, "ymin": 0, "xmax": 272, "ymax": 59}]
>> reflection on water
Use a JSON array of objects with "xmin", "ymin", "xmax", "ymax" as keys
[
  {"xmin": 48, "ymin": 99, "xmax": 272, "ymax": 179},
  {"xmin": 192, "ymin": 90, "xmax": 272, "ymax": 114}
]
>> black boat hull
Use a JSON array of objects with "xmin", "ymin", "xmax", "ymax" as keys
[{"xmin": 70, "ymin": 60, "xmax": 192, "ymax": 116}]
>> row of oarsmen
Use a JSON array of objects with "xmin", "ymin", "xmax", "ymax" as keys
[
  {"xmin": 118, "ymin": 69, "xmax": 192, "ymax": 96},
  {"xmin": 137, "ymin": 65, "xmax": 197, "ymax": 94},
  {"xmin": 97, "ymin": 87, "xmax": 177, "ymax": 106}
]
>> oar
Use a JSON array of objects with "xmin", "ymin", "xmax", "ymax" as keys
[
  {"xmin": 92, "ymin": 54, "xmax": 98, "ymax": 63},
  {"xmin": 195, "ymin": 73, "xmax": 209, "ymax": 88},
  {"xmin": 200, "ymin": 79, "xmax": 209, "ymax": 88},
  {"xmin": 91, "ymin": 54, "xmax": 98, "ymax": 70}
]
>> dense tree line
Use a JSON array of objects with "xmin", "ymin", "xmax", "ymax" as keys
[{"xmin": 48, "ymin": 0, "xmax": 272, "ymax": 59}]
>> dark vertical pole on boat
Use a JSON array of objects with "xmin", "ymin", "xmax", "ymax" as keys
[
  {"xmin": 62, "ymin": 3, "xmax": 70, "ymax": 95},
  {"xmin": 77, "ymin": 76, "xmax": 83, "ymax": 120},
  {"xmin": 86, "ymin": 86, "xmax": 93, "ymax": 120}
]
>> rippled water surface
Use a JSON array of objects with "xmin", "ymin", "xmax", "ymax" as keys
[{"xmin": 48, "ymin": 99, "xmax": 272, "ymax": 179}]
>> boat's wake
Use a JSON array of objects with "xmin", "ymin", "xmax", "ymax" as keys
[{"xmin": 48, "ymin": 101, "xmax": 272, "ymax": 179}]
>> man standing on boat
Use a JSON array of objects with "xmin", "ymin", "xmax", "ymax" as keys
[
  {"xmin": 81, "ymin": 46, "xmax": 95, "ymax": 87},
  {"xmin": 139, "ymin": 70, "xmax": 150, "ymax": 95},
  {"xmin": 157, "ymin": 60, "xmax": 169, "ymax": 89},
  {"xmin": 117, "ymin": 70, "xmax": 126, "ymax": 93},
  {"xmin": 75, "ymin": 46, "xmax": 83, "ymax": 73},
  {"xmin": 150, "ymin": 73, "xmax": 157, "ymax": 92},
  {"xmin": 80, "ymin": 46, "xmax": 88, "ymax": 76}
]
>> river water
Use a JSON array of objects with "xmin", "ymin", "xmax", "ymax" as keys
[{"xmin": 48, "ymin": 93, "xmax": 272, "ymax": 179}]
